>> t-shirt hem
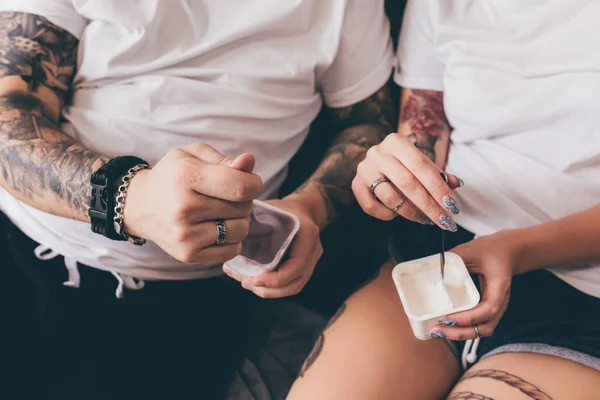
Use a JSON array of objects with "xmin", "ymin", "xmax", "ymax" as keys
[
  {"xmin": 322, "ymin": 50, "xmax": 394, "ymax": 109},
  {"xmin": 394, "ymin": 71, "xmax": 444, "ymax": 92}
]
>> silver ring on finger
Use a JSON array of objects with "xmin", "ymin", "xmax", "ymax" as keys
[
  {"xmin": 392, "ymin": 197, "xmax": 405, "ymax": 212},
  {"xmin": 370, "ymin": 177, "xmax": 390, "ymax": 194},
  {"xmin": 215, "ymin": 220, "xmax": 227, "ymax": 245},
  {"xmin": 474, "ymin": 324, "xmax": 481, "ymax": 339}
]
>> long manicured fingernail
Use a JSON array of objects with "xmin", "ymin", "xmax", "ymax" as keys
[
  {"xmin": 439, "ymin": 215, "xmax": 458, "ymax": 232},
  {"xmin": 423, "ymin": 217, "xmax": 435, "ymax": 226},
  {"xmin": 442, "ymin": 195, "xmax": 459, "ymax": 215},
  {"xmin": 440, "ymin": 172, "xmax": 449, "ymax": 183},
  {"xmin": 458, "ymin": 178, "xmax": 465, "ymax": 188},
  {"xmin": 439, "ymin": 318, "xmax": 457, "ymax": 327},
  {"xmin": 427, "ymin": 331, "xmax": 446, "ymax": 339}
]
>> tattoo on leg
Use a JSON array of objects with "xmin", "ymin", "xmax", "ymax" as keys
[
  {"xmin": 356, "ymin": 267, "xmax": 381, "ymax": 292},
  {"xmin": 448, "ymin": 392, "xmax": 494, "ymax": 400},
  {"xmin": 459, "ymin": 370, "xmax": 553, "ymax": 400},
  {"xmin": 298, "ymin": 334, "xmax": 324, "ymax": 378},
  {"xmin": 325, "ymin": 303, "xmax": 347, "ymax": 331},
  {"xmin": 298, "ymin": 300, "xmax": 350, "ymax": 378}
]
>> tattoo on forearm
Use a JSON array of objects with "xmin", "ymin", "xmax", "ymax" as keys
[
  {"xmin": 0, "ymin": 93, "xmax": 106, "ymax": 217},
  {"xmin": 296, "ymin": 82, "xmax": 395, "ymax": 223},
  {"xmin": 448, "ymin": 392, "xmax": 494, "ymax": 400},
  {"xmin": 0, "ymin": 12, "xmax": 78, "ymax": 101},
  {"xmin": 400, "ymin": 89, "xmax": 450, "ymax": 163},
  {"xmin": 0, "ymin": 13, "xmax": 105, "ymax": 220},
  {"xmin": 298, "ymin": 302, "xmax": 348, "ymax": 378},
  {"xmin": 458, "ymin": 369, "xmax": 553, "ymax": 400}
]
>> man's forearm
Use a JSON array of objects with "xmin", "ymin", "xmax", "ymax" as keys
[
  {"xmin": 510, "ymin": 204, "xmax": 600, "ymax": 275},
  {"xmin": 291, "ymin": 83, "xmax": 395, "ymax": 229},
  {"xmin": 0, "ymin": 91, "xmax": 107, "ymax": 221},
  {"xmin": 0, "ymin": 12, "xmax": 106, "ymax": 222}
]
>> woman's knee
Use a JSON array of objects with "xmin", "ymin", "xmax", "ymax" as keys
[{"xmin": 287, "ymin": 260, "xmax": 459, "ymax": 400}]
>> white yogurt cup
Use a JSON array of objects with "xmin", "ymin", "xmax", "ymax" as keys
[{"xmin": 392, "ymin": 252, "xmax": 480, "ymax": 340}]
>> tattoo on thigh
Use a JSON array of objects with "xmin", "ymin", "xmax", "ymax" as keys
[
  {"xmin": 460, "ymin": 370, "xmax": 553, "ymax": 400},
  {"xmin": 356, "ymin": 268, "xmax": 381, "ymax": 292},
  {"xmin": 325, "ymin": 303, "xmax": 347, "ymax": 331},
  {"xmin": 448, "ymin": 392, "xmax": 494, "ymax": 400},
  {"xmin": 298, "ymin": 334, "xmax": 324, "ymax": 378},
  {"xmin": 298, "ymin": 302, "xmax": 347, "ymax": 378}
]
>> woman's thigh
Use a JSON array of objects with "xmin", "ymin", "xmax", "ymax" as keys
[
  {"xmin": 449, "ymin": 352, "xmax": 600, "ymax": 400},
  {"xmin": 287, "ymin": 261, "xmax": 460, "ymax": 400}
]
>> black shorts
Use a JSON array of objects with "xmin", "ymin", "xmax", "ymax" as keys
[
  {"xmin": 388, "ymin": 219, "xmax": 600, "ymax": 372},
  {"xmin": 0, "ymin": 212, "xmax": 253, "ymax": 400}
]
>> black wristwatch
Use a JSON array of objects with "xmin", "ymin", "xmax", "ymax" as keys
[{"xmin": 89, "ymin": 156, "xmax": 149, "ymax": 241}]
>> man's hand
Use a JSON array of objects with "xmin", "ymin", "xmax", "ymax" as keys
[
  {"xmin": 223, "ymin": 195, "xmax": 323, "ymax": 298},
  {"xmin": 123, "ymin": 143, "xmax": 263, "ymax": 267}
]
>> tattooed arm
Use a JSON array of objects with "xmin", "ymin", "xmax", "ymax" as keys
[
  {"xmin": 0, "ymin": 12, "xmax": 108, "ymax": 222},
  {"xmin": 398, "ymin": 88, "xmax": 451, "ymax": 169},
  {"xmin": 290, "ymin": 80, "xmax": 396, "ymax": 229}
]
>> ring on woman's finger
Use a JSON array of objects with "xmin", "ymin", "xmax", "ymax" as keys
[
  {"xmin": 392, "ymin": 197, "xmax": 405, "ymax": 212},
  {"xmin": 370, "ymin": 177, "xmax": 390, "ymax": 194},
  {"xmin": 474, "ymin": 324, "xmax": 481, "ymax": 339}
]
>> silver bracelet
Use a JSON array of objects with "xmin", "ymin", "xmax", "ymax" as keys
[{"xmin": 113, "ymin": 164, "xmax": 150, "ymax": 246}]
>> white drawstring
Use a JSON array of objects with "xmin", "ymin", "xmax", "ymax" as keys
[
  {"xmin": 461, "ymin": 338, "xmax": 480, "ymax": 370},
  {"xmin": 63, "ymin": 257, "xmax": 81, "ymax": 288},
  {"xmin": 34, "ymin": 245, "xmax": 59, "ymax": 260},
  {"xmin": 111, "ymin": 271, "xmax": 145, "ymax": 299},
  {"xmin": 35, "ymin": 245, "xmax": 81, "ymax": 288},
  {"xmin": 33, "ymin": 245, "xmax": 145, "ymax": 299}
]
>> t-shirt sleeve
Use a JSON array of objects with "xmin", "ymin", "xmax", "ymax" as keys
[
  {"xmin": 394, "ymin": 0, "xmax": 445, "ymax": 91},
  {"xmin": 0, "ymin": 0, "xmax": 87, "ymax": 39},
  {"xmin": 318, "ymin": 0, "xmax": 394, "ymax": 109}
]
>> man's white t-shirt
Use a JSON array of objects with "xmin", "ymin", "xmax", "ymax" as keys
[
  {"xmin": 0, "ymin": 0, "xmax": 394, "ymax": 280},
  {"xmin": 396, "ymin": 0, "xmax": 600, "ymax": 298}
]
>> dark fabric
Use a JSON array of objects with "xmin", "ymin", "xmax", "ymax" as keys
[
  {"xmin": 478, "ymin": 268, "xmax": 600, "ymax": 361},
  {"xmin": 279, "ymin": 0, "xmax": 408, "ymax": 317},
  {"xmin": 0, "ymin": 213, "xmax": 252, "ymax": 400},
  {"xmin": 389, "ymin": 218, "xmax": 600, "ymax": 364}
]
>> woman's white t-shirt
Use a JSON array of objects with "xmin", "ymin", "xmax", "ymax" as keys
[
  {"xmin": 0, "ymin": 0, "xmax": 394, "ymax": 280},
  {"xmin": 395, "ymin": 0, "xmax": 600, "ymax": 298}
]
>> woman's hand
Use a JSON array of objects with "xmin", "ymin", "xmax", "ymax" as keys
[
  {"xmin": 427, "ymin": 231, "xmax": 522, "ymax": 340},
  {"xmin": 352, "ymin": 133, "xmax": 463, "ymax": 231}
]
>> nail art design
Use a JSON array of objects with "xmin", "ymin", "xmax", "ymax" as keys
[
  {"xmin": 440, "ymin": 172, "xmax": 449, "ymax": 183},
  {"xmin": 442, "ymin": 195, "xmax": 459, "ymax": 215},
  {"xmin": 439, "ymin": 215, "xmax": 458, "ymax": 232},
  {"xmin": 439, "ymin": 319, "xmax": 457, "ymax": 327},
  {"xmin": 427, "ymin": 331, "xmax": 446, "ymax": 339},
  {"xmin": 458, "ymin": 178, "xmax": 465, "ymax": 188},
  {"xmin": 423, "ymin": 217, "xmax": 435, "ymax": 226}
]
